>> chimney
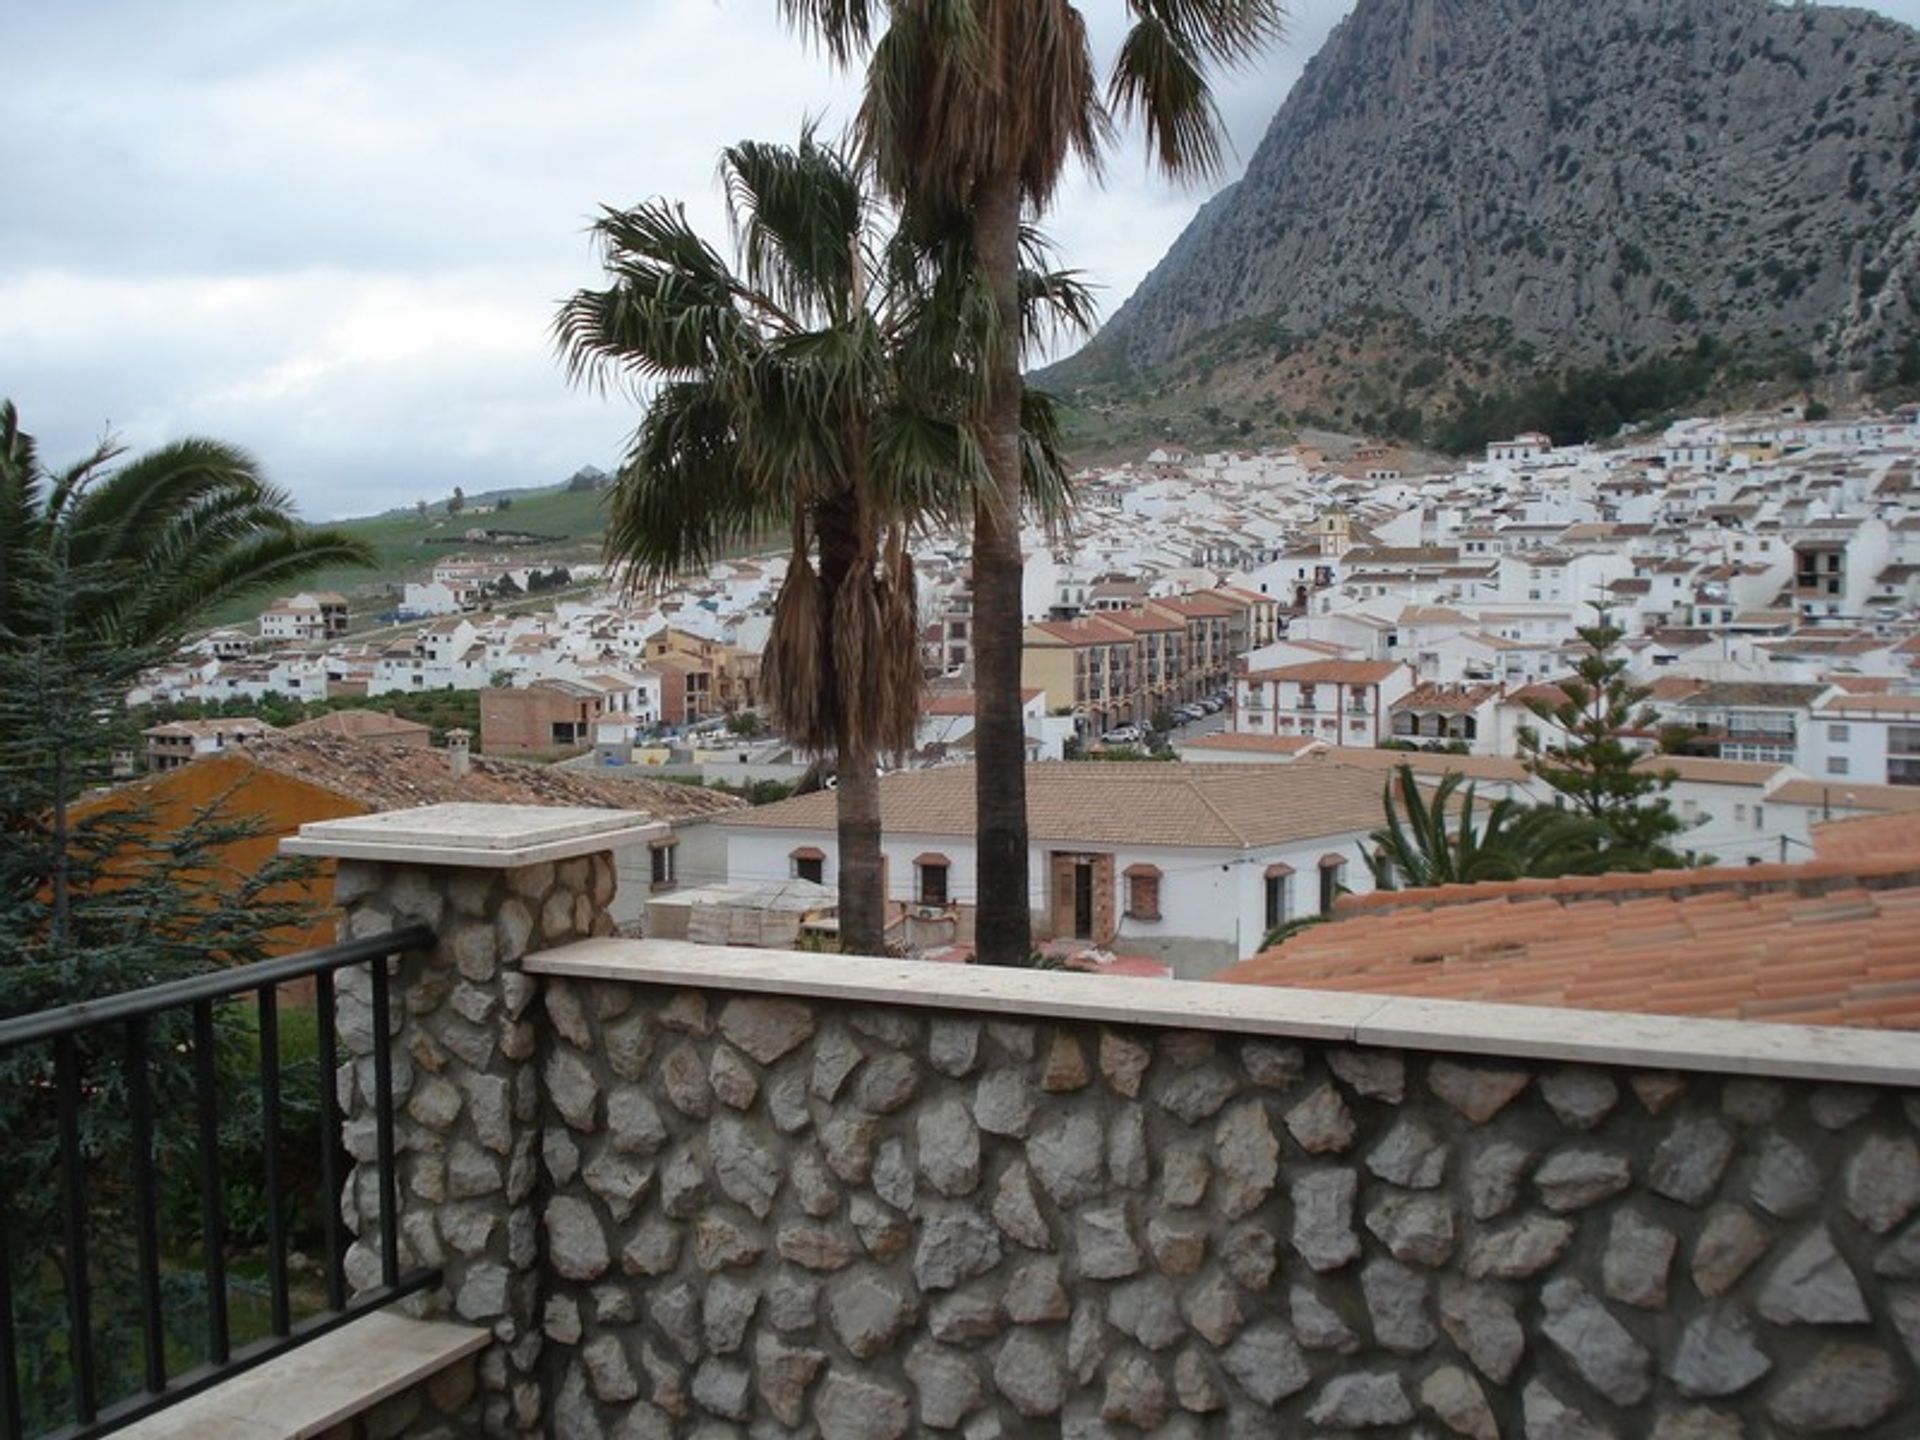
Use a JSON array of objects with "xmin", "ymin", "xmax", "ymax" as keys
[{"xmin": 446, "ymin": 728, "xmax": 471, "ymax": 778}]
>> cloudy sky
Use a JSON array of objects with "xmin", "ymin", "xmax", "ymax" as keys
[{"xmin": 6, "ymin": 1, "xmax": 1918, "ymax": 520}]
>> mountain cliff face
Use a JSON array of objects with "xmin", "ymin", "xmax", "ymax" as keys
[{"xmin": 1052, "ymin": 0, "xmax": 1920, "ymax": 417}]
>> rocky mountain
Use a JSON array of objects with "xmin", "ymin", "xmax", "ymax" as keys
[{"xmin": 1048, "ymin": 0, "xmax": 1920, "ymax": 442}]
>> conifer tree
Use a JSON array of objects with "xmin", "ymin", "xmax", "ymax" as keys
[{"xmin": 1519, "ymin": 605, "xmax": 1687, "ymax": 867}]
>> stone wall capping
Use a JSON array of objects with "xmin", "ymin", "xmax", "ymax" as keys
[
  {"xmin": 114, "ymin": 1310, "xmax": 487, "ymax": 1439},
  {"xmin": 282, "ymin": 802, "xmax": 666, "ymax": 868},
  {"xmin": 527, "ymin": 938, "xmax": 1920, "ymax": 1088}
]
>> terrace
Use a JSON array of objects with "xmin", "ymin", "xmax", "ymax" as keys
[{"xmin": 6, "ymin": 802, "xmax": 1919, "ymax": 1438}]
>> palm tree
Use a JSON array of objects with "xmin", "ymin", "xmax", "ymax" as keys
[
  {"xmin": 1364, "ymin": 765, "xmax": 1613, "ymax": 892},
  {"xmin": 0, "ymin": 401, "xmax": 374, "ymax": 944},
  {"xmin": 553, "ymin": 133, "xmax": 1082, "ymax": 953},
  {"xmin": 780, "ymin": 0, "xmax": 1285, "ymax": 963},
  {"xmin": 0, "ymin": 400, "xmax": 375, "ymax": 655}
]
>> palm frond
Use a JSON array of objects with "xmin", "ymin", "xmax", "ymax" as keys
[
  {"xmin": 1110, "ymin": 12, "xmax": 1227, "ymax": 179},
  {"xmin": 603, "ymin": 381, "xmax": 782, "ymax": 590},
  {"xmin": 775, "ymin": 0, "xmax": 879, "ymax": 64},
  {"xmin": 722, "ymin": 132, "xmax": 867, "ymax": 326}
]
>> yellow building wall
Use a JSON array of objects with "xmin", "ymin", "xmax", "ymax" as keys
[
  {"xmin": 1020, "ymin": 644, "xmax": 1076, "ymax": 715},
  {"xmin": 70, "ymin": 756, "xmax": 368, "ymax": 955}
]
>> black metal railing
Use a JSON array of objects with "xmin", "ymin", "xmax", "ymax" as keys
[{"xmin": 0, "ymin": 924, "xmax": 435, "ymax": 1440}]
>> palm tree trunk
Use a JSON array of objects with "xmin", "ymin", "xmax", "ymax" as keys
[
  {"xmin": 835, "ymin": 755, "xmax": 885, "ymax": 954},
  {"xmin": 814, "ymin": 490, "xmax": 888, "ymax": 955},
  {"xmin": 970, "ymin": 166, "xmax": 1032, "ymax": 966}
]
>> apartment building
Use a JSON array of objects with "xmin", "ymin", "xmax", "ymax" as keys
[{"xmin": 1235, "ymin": 660, "xmax": 1415, "ymax": 747}]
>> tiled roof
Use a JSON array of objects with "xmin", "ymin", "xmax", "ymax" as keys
[
  {"xmin": 1813, "ymin": 811, "xmax": 1920, "ymax": 861},
  {"xmin": 144, "ymin": 718, "xmax": 279, "ymax": 740},
  {"xmin": 1675, "ymin": 681, "xmax": 1829, "ymax": 709},
  {"xmin": 1296, "ymin": 749, "xmax": 1531, "ymax": 785},
  {"xmin": 1392, "ymin": 684, "xmax": 1499, "ymax": 714},
  {"xmin": 208, "ymin": 735, "xmax": 745, "ymax": 819},
  {"xmin": 1028, "ymin": 617, "xmax": 1136, "ymax": 647},
  {"xmin": 715, "ymin": 762, "xmax": 1389, "ymax": 850},
  {"xmin": 1245, "ymin": 660, "xmax": 1404, "ymax": 685},
  {"xmin": 1769, "ymin": 780, "xmax": 1920, "ymax": 814},
  {"xmin": 1652, "ymin": 756, "xmax": 1791, "ymax": 787},
  {"xmin": 1101, "ymin": 609, "xmax": 1183, "ymax": 634},
  {"xmin": 1816, "ymin": 694, "xmax": 1920, "ymax": 716},
  {"xmin": 1220, "ymin": 859, "xmax": 1920, "ymax": 1029},
  {"xmin": 1178, "ymin": 733, "xmax": 1323, "ymax": 756},
  {"xmin": 285, "ymin": 709, "xmax": 431, "ymax": 740}
]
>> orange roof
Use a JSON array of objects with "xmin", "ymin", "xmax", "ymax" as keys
[
  {"xmin": 1027, "ymin": 617, "xmax": 1135, "ymax": 647},
  {"xmin": 1149, "ymin": 593, "xmax": 1240, "ymax": 619},
  {"xmin": 1769, "ymin": 779, "xmax": 1920, "ymax": 814},
  {"xmin": 1817, "ymin": 693, "xmax": 1920, "ymax": 716},
  {"xmin": 717, "ymin": 761, "xmax": 1389, "ymax": 849},
  {"xmin": 1220, "ymin": 858, "xmax": 1920, "ymax": 1029},
  {"xmin": 1101, "ymin": 609, "xmax": 1183, "ymax": 634},
  {"xmin": 1245, "ymin": 660, "xmax": 1404, "ymax": 685},
  {"xmin": 1813, "ymin": 811, "xmax": 1920, "ymax": 862}
]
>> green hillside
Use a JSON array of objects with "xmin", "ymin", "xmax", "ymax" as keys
[{"xmin": 210, "ymin": 483, "xmax": 613, "ymax": 627}]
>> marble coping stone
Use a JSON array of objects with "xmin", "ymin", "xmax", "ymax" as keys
[
  {"xmin": 281, "ymin": 802, "xmax": 664, "ymax": 868},
  {"xmin": 527, "ymin": 936, "xmax": 1920, "ymax": 1087},
  {"xmin": 113, "ymin": 1309, "xmax": 486, "ymax": 1440}
]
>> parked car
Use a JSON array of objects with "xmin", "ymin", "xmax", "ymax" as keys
[
  {"xmin": 1175, "ymin": 705, "xmax": 1206, "ymax": 722},
  {"xmin": 1198, "ymin": 698, "xmax": 1223, "ymax": 714},
  {"xmin": 1101, "ymin": 725, "xmax": 1144, "ymax": 745}
]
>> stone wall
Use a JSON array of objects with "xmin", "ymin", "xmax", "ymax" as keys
[
  {"xmin": 333, "ymin": 851, "xmax": 620, "ymax": 1438},
  {"xmin": 528, "ymin": 982, "xmax": 1920, "ymax": 1439}
]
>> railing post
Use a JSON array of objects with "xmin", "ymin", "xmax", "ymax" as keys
[{"xmin": 284, "ymin": 803, "xmax": 660, "ymax": 1439}]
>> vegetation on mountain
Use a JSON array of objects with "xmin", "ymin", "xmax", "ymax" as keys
[
  {"xmin": 554, "ymin": 132, "xmax": 1081, "ymax": 953},
  {"xmin": 783, "ymin": 0, "xmax": 1282, "ymax": 964}
]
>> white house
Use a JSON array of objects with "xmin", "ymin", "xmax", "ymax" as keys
[
  {"xmin": 1803, "ymin": 693, "xmax": 1920, "ymax": 788},
  {"xmin": 712, "ymin": 761, "xmax": 1392, "ymax": 976},
  {"xmin": 258, "ymin": 591, "xmax": 348, "ymax": 642},
  {"xmin": 1234, "ymin": 660, "xmax": 1415, "ymax": 747}
]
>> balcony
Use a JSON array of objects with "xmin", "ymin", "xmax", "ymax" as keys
[{"xmin": 10, "ymin": 804, "xmax": 1917, "ymax": 1438}]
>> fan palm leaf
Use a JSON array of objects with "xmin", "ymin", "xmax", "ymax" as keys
[
  {"xmin": 557, "ymin": 131, "xmax": 1083, "ymax": 952},
  {"xmin": 780, "ymin": 0, "xmax": 1285, "ymax": 964}
]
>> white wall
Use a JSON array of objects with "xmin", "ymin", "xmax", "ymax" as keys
[{"xmin": 719, "ymin": 825, "xmax": 1375, "ymax": 975}]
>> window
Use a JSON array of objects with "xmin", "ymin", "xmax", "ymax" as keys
[
  {"xmin": 917, "ymin": 854, "xmax": 950, "ymax": 906},
  {"xmin": 649, "ymin": 839, "xmax": 678, "ymax": 888},
  {"xmin": 1827, "ymin": 757, "xmax": 1850, "ymax": 776},
  {"xmin": 1318, "ymin": 857, "xmax": 1345, "ymax": 916},
  {"xmin": 1124, "ymin": 864, "xmax": 1161, "ymax": 921},
  {"xmin": 1264, "ymin": 865, "xmax": 1293, "ymax": 931},
  {"xmin": 1734, "ymin": 805, "xmax": 1747, "ymax": 824},
  {"xmin": 791, "ymin": 846, "xmax": 825, "ymax": 884},
  {"xmin": 1891, "ymin": 726, "xmax": 1920, "ymax": 756}
]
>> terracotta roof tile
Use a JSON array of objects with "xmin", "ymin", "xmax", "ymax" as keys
[
  {"xmin": 122, "ymin": 734, "xmax": 747, "ymax": 822},
  {"xmin": 1220, "ymin": 855, "xmax": 1920, "ymax": 1029},
  {"xmin": 716, "ymin": 761, "xmax": 1388, "ymax": 850}
]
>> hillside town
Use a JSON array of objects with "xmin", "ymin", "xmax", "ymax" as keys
[{"xmin": 112, "ymin": 403, "xmax": 1920, "ymax": 973}]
